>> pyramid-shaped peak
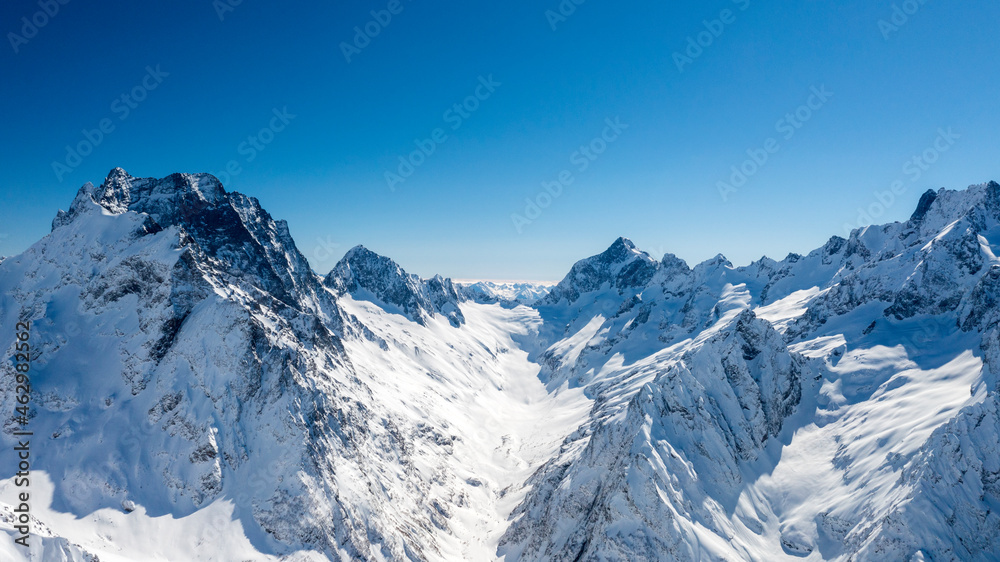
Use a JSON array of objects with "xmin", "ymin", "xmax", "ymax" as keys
[
  {"xmin": 611, "ymin": 236, "xmax": 635, "ymax": 250},
  {"xmin": 106, "ymin": 166, "xmax": 130, "ymax": 181},
  {"xmin": 598, "ymin": 237, "xmax": 656, "ymax": 265},
  {"xmin": 326, "ymin": 245, "xmax": 413, "ymax": 290},
  {"xmin": 342, "ymin": 245, "xmax": 380, "ymax": 261}
]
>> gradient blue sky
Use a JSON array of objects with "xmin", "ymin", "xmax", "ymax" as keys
[{"xmin": 1, "ymin": 0, "xmax": 998, "ymax": 280}]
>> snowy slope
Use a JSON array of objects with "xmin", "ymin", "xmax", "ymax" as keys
[{"xmin": 2, "ymin": 171, "xmax": 1000, "ymax": 561}]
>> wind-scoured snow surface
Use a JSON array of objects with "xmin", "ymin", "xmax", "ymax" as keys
[{"xmin": 1, "ymin": 170, "xmax": 999, "ymax": 561}]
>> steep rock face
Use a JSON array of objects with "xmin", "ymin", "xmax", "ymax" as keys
[
  {"xmin": 958, "ymin": 264, "xmax": 1000, "ymax": 332},
  {"xmin": 502, "ymin": 312, "xmax": 803, "ymax": 561},
  {"xmin": 542, "ymin": 237, "xmax": 660, "ymax": 305},
  {"xmin": 423, "ymin": 274, "xmax": 465, "ymax": 325},
  {"xmin": 909, "ymin": 188, "xmax": 938, "ymax": 221},
  {"xmin": 325, "ymin": 245, "xmax": 465, "ymax": 327},
  {"xmin": 53, "ymin": 168, "xmax": 331, "ymax": 317},
  {"xmin": 5, "ymin": 200, "xmax": 246, "ymax": 514},
  {"xmin": 786, "ymin": 182, "xmax": 1000, "ymax": 340}
]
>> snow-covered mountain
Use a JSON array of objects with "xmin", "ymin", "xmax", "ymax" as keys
[
  {"xmin": 2, "ymin": 169, "xmax": 999, "ymax": 561},
  {"xmin": 326, "ymin": 244, "xmax": 466, "ymax": 327},
  {"xmin": 457, "ymin": 281, "xmax": 553, "ymax": 306}
]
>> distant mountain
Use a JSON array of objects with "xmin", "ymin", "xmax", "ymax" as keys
[
  {"xmin": 457, "ymin": 280, "xmax": 553, "ymax": 305},
  {"xmin": 2, "ymin": 170, "xmax": 1000, "ymax": 561}
]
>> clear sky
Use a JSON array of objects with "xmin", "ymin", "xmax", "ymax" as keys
[{"xmin": 1, "ymin": 0, "xmax": 998, "ymax": 281}]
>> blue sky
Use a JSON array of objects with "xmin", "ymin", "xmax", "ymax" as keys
[{"xmin": 1, "ymin": 0, "xmax": 998, "ymax": 281}]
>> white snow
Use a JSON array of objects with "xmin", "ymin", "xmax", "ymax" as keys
[
  {"xmin": 335, "ymin": 296, "xmax": 592, "ymax": 560},
  {"xmin": 0, "ymin": 474, "xmax": 327, "ymax": 561},
  {"xmin": 754, "ymin": 287, "xmax": 825, "ymax": 334}
]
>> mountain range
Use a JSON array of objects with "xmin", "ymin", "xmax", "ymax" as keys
[{"xmin": 2, "ymin": 168, "xmax": 999, "ymax": 561}]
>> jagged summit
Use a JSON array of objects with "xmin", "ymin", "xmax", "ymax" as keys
[
  {"xmin": 698, "ymin": 252, "xmax": 733, "ymax": 270},
  {"xmin": 325, "ymin": 245, "xmax": 414, "ymax": 298},
  {"xmin": 660, "ymin": 252, "xmax": 690, "ymax": 270},
  {"xmin": 544, "ymin": 237, "xmax": 660, "ymax": 304},
  {"xmin": 601, "ymin": 236, "xmax": 645, "ymax": 261},
  {"xmin": 54, "ymin": 168, "xmax": 228, "ymax": 230},
  {"xmin": 910, "ymin": 188, "xmax": 939, "ymax": 222},
  {"xmin": 902, "ymin": 180, "xmax": 1000, "ymax": 235},
  {"xmin": 101, "ymin": 167, "xmax": 226, "ymax": 209},
  {"xmin": 325, "ymin": 244, "xmax": 465, "ymax": 326},
  {"xmin": 53, "ymin": 169, "xmax": 323, "ymax": 311},
  {"xmin": 334, "ymin": 245, "xmax": 386, "ymax": 267}
]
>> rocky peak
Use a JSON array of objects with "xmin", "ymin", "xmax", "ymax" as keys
[
  {"xmin": 544, "ymin": 237, "xmax": 660, "ymax": 304},
  {"xmin": 96, "ymin": 167, "xmax": 135, "ymax": 213},
  {"xmin": 911, "ymin": 181, "xmax": 1000, "ymax": 237},
  {"xmin": 325, "ymin": 246, "xmax": 465, "ymax": 326},
  {"xmin": 53, "ymin": 169, "xmax": 323, "ymax": 311},
  {"xmin": 54, "ymin": 168, "xmax": 230, "ymax": 230},
  {"xmin": 691, "ymin": 253, "xmax": 734, "ymax": 280},
  {"xmin": 909, "ymin": 189, "xmax": 939, "ymax": 222},
  {"xmin": 660, "ymin": 252, "xmax": 690, "ymax": 272},
  {"xmin": 602, "ymin": 236, "xmax": 641, "ymax": 261},
  {"xmin": 326, "ymin": 245, "xmax": 413, "ymax": 294}
]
